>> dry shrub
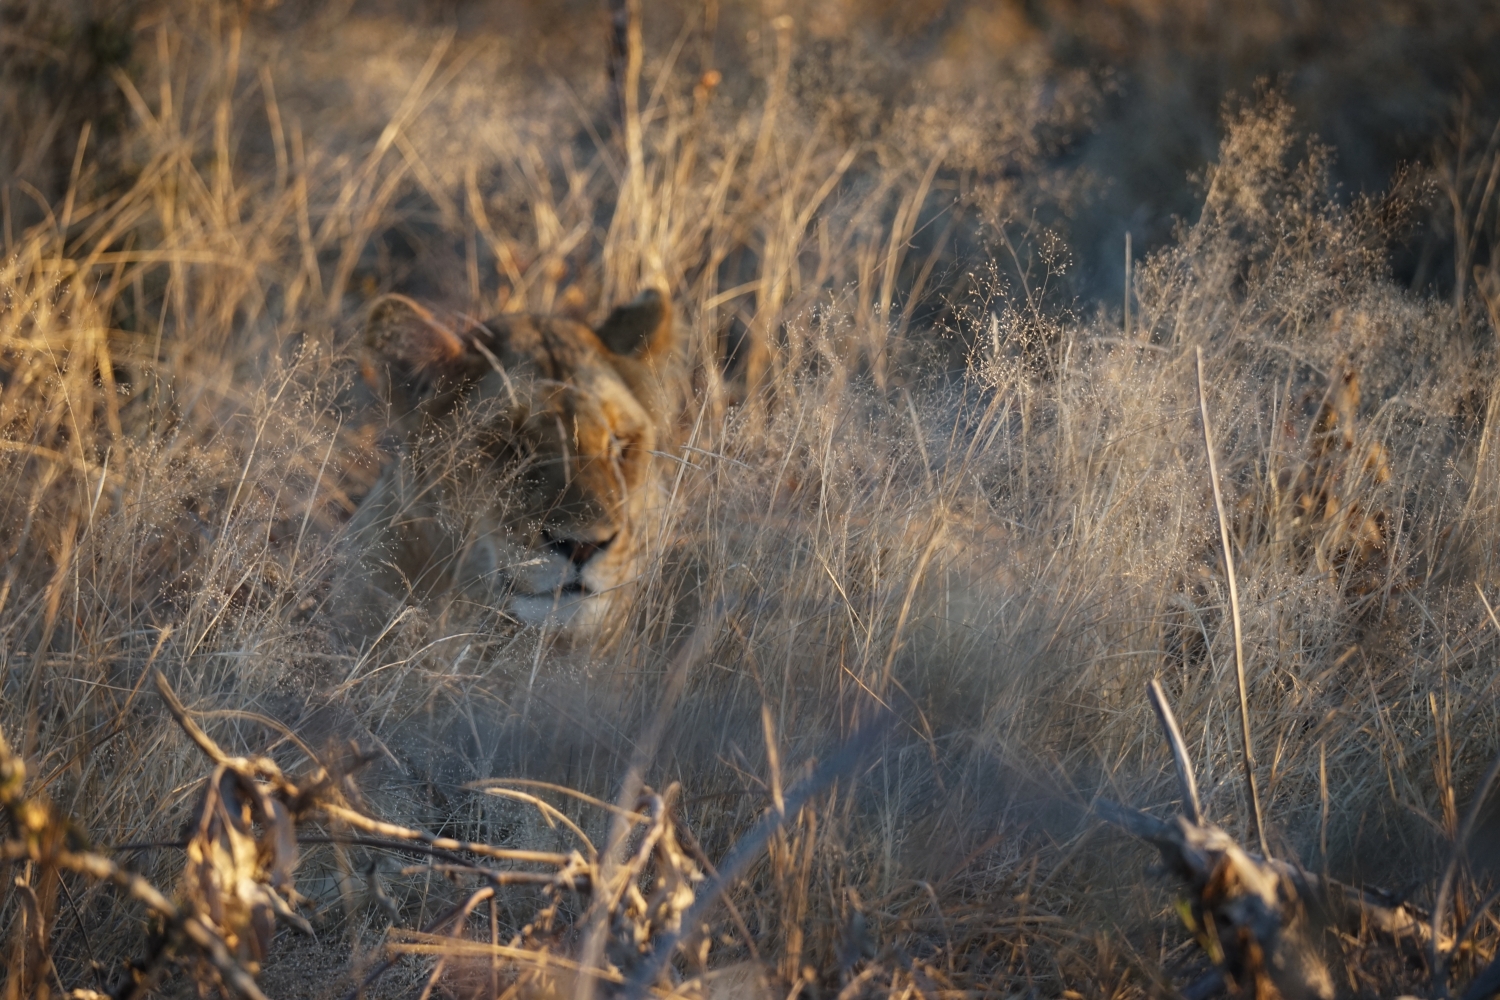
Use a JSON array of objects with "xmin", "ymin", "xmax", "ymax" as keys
[{"xmin": 0, "ymin": 3, "xmax": 1498, "ymax": 999}]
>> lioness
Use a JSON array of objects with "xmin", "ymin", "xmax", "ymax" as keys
[{"xmin": 351, "ymin": 288, "xmax": 677, "ymax": 631}]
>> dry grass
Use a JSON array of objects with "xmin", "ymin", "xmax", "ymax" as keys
[{"xmin": 1, "ymin": 2, "xmax": 1499, "ymax": 998}]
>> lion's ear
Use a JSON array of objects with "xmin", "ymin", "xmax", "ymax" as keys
[
  {"xmin": 595, "ymin": 288, "xmax": 672, "ymax": 360},
  {"xmin": 364, "ymin": 295, "xmax": 488, "ymax": 398}
]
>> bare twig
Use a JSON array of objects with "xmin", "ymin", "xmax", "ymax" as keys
[
  {"xmin": 1451, "ymin": 885, "xmax": 1500, "ymax": 963},
  {"xmin": 1194, "ymin": 346, "xmax": 1268, "ymax": 858},
  {"xmin": 58, "ymin": 850, "xmax": 270, "ymax": 1000},
  {"xmin": 153, "ymin": 669, "xmax": 232, "ymax": 766},
  {"xmin": 672, "ymin": 812, "xmax": 760, "ymax": 960},
  {"xmin": 474, "ymin": 786, "xmax": 600, "ymax": 862},
  {"xmin": 1147, "ymin": 679, "xmax": 1202, "ymax": 825},
  {"xmin": 466, "ymin": 778, "xmax": 651, "ymax": 823},
  {"xmin": 1433, "ymin": 743, "xmax": 1500, "ymax": 997},
  {"xmin": 340, "ymin": 893, "xmax": 511, "ymax": 1000},
  {"xmin": 1461, "ymin": 953, "xmax": 1500, "ymax": 1000},
  {"xmin": 620, "ymin": 718, "xmax": 890, "ymax": 999},
  {"xmin": 321, "ymin": 803, "xmax": 577, "ymax": 867},
  {"xmin": 0, "ymin": 726, "xmax": 270, "ymax": 1000},
  {"xmin": 574, "ymin": 617, "xmax": 716, "ymax": 1000}
]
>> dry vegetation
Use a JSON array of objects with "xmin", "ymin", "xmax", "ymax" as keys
[{"xmin": 2, "ymin": 1, "xmax": 1500, "ymax": 997}]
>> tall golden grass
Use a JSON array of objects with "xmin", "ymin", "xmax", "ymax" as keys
[{"xmin": 1, "ymin": 2, "xmax": 1499, "ymax": 997}]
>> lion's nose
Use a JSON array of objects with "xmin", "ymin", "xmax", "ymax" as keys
[{"xmin": 543, "ymin": 532, "xmax": 617, "ymax": 566}]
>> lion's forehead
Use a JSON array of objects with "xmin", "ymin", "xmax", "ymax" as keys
[
  {"xmin": 484, "ymin": 315, "xmax": 607, "ymax": 373},
  {"xmin": 466, "ymin": 319, "xmax": 655, "ymax": 443}
]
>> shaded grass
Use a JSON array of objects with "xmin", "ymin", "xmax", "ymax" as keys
[{"xmin": 0, "ymin": 3, "xmax": 1498, "ymax": 997}]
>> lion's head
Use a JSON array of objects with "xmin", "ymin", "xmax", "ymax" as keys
[{"xmin": 354, "ymin": 288, "xmax": 677, "ymax": 630}]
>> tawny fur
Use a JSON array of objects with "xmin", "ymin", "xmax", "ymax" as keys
[{"xmin": 349, "ymin": 288, "xmax": 678, "ymax": 632}]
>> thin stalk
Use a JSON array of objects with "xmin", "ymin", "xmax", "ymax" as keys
[
  {"xmin": 1147, "ymin": 678, "xmax": 1202, "ymax": 825},
  {"xmin": 1195, "ymin": 347, "xmax": 1268, "ymax": 858},
  {"xmin": 1432, "ymin": 742, "xmax": 1500, "ymax": 997}
]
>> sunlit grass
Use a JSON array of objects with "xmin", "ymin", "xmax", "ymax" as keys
[{"xmin": 0, "ymin": 3, "xmax": 1498, "ymax": 997}]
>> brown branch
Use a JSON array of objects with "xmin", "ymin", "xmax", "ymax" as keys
[
  {"xmin": 56, "ymin": 850, "xmax": 267, "ymax": 1000},
  {"xmin": 321, "ymin": 803, "xmax": 577, "ymax": 867},
  {"xmin": 152, "ymin": 670, "xmax": 232, "ymax": 766}
]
